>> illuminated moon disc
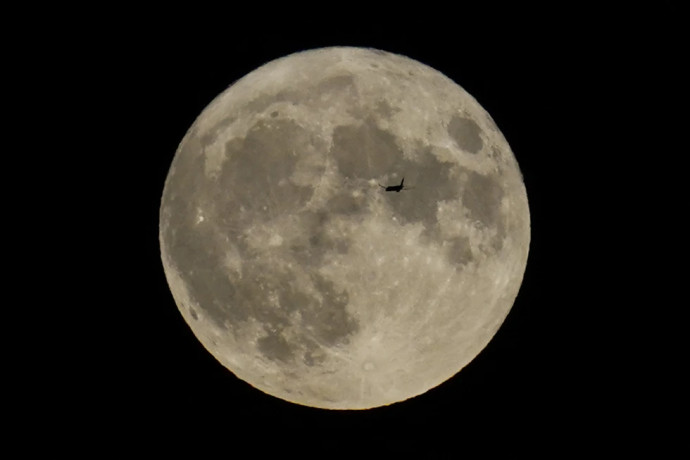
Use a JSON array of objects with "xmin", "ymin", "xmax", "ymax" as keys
[{"xmin": 159, "ymin": 47, "xmax": 530, "ymax": 409}]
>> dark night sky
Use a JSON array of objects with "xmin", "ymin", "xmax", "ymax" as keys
[{"xmin": 38, "ymin": 6, "xmax": 682, "ymax": 453}]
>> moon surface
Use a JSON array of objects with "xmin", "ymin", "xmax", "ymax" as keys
[{"xmin": 159, "ymin": 47, "xmax": 530, "ymax": 409}]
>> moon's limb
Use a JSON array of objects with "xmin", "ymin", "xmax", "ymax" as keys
[{"xmin": 159, "ymin": 47, "xmax": 530, "ymax": 409}]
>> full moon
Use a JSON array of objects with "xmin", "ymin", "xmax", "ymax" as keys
[{"xmin": 159, "ymin": 47, "xmax": 530, "ymax": 409}]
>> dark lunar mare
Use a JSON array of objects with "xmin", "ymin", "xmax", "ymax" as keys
[{"xmin": 162, "ymin": 116, "xmax": 362, "ymax": 365}]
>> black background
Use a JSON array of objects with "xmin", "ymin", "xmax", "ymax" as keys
[{"xmin": 28, "ymin": 5, "xmax": 682, "ymax": 454}]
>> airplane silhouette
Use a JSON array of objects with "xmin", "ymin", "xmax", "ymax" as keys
[{"xmin": 378, "ymin": 177, "xmax": 411, "ymax": 192}]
